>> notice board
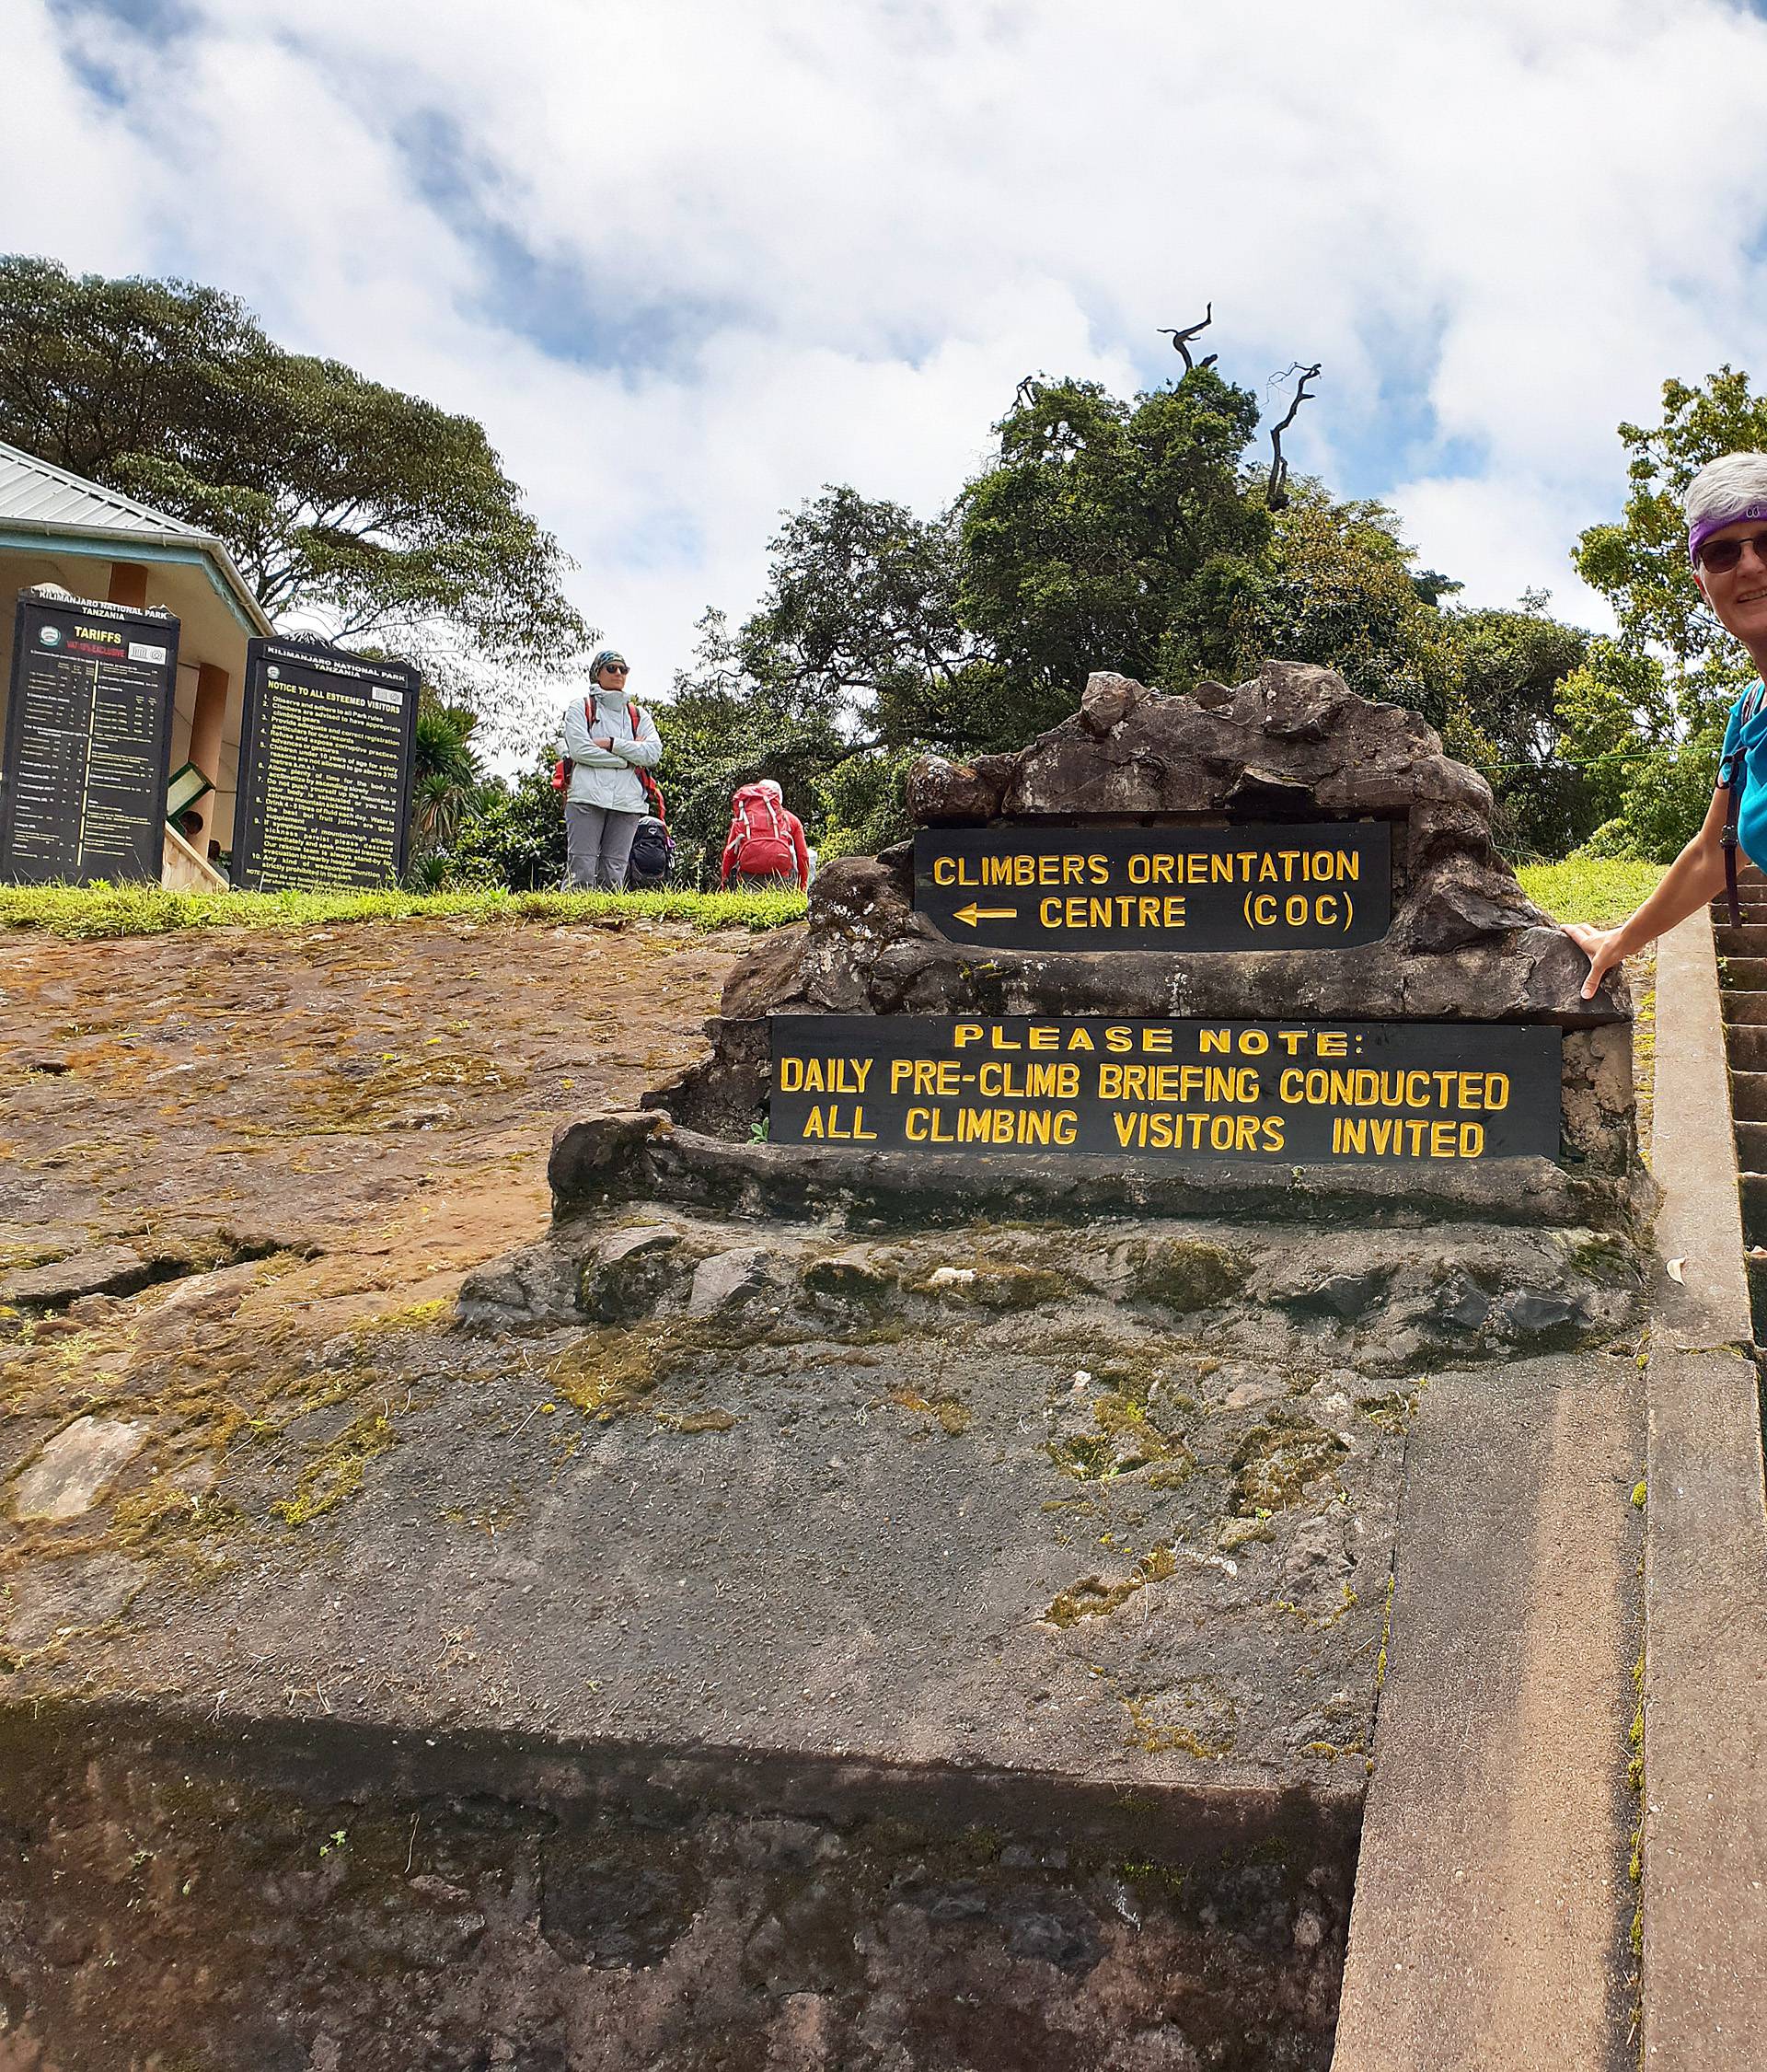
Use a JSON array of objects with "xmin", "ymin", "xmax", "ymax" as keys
[
  {"xmin": 231, "ymin": 636, "xmax": 419, "ymax": 893},
  {"xmin": 769, "ymin": 1014, "xmax": 1562, "ymax": 1165},
  {"xmin": 913, "ymin": 822, "xmax": 1392, "ymax": 950},
  {"xmin": 0, "ymin": 589, "xmax": 179, "ymax": 886}
]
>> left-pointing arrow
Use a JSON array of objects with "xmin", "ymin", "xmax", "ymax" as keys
[{"xmin": 953, "ymin": 901, "xmax": 1018, "ymax": 927}]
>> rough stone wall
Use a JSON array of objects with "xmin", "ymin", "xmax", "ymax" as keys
[{"xmin": 0, "ymin": 1707, "xmax": 1351, "ymax": 2072}]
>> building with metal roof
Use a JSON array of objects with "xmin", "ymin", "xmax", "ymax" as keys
[{"xmin": 0, "ymin": 438, "xmax": 274, "ymax": 887}]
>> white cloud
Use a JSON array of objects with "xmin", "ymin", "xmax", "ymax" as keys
[{"xmin": 8, "ymin": 0, "xmax": 1767, "ymax": 715}]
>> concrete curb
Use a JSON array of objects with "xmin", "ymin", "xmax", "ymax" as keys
[
  {"xmin": 1329, "ymin": 1352, "xmax": 1641, "ymax": 2072},
  {"xmin": 1642, "ymin": 910, "xmax": 1767, "ymax": 2067}
]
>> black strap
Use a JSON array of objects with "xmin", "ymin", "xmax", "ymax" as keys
[
  {"xmin": 1723, "ymin": 775, "xmax": 1741, "ymax": 928},
  {"xmin": 1720, "ymin": 682, "xmax": 1767, "ymax": 925}
]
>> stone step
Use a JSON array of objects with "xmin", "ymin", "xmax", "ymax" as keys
[
  {"xmin": 1720, "ymin": 990, "xmax": 1767, "ymax": 1026},
  {"xmin": 1732, "ymin": 1120, "xmax": 1767, "ymax": 1171},
  {"xmin": 1730, "ymin": 1072, "xmax": 1767, "ymax": 1124},
  {"xmin": 1719, "ymin": 958, "xmax": 1767, "ymax": 990},
  {"xmin": 1715, "ymin": 925, "xmax": 1767, "ymax": 959},
  {"xmin": 1740, "ymin": 1174, "xmax": 1767, "ymax": 1249},
  {"xmin": 1726, "ymin": 1026, "xmax": 1767, "ymax": 1074}
]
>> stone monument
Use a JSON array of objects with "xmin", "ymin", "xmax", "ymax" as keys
[{"xmin": 454, "ymin": 659, "xmax": 1642, "ymax": 2065}]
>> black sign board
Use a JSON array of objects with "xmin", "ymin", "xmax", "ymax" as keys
[
  {"xmin": 769, "ymin": 1015, "xmax": 1560, "ymax": 1165},
  {"xmin": 913, "ymin": 822, "xmax": 1392, "ymax": 950},
  {"xmin": 0, "ymin": 590, "xmax": 179, "ymax": 886},
  {"xmin": 232, "ymin": 636, "xmax": 419, "ymax": 893}
]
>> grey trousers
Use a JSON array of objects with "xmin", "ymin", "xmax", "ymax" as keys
[{"xmin": 564, "ymin": 803, "xmax": 643, "ymax": 891}]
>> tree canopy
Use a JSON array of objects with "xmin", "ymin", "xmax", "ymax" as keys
[
  {"xmin": 664, "ymin": 360, "xmax": 1613, "ymax": 863},
  {"xmin": 0, "ymin": 256, "xmax": 588, "ymax": 671},
  {"xmin": 1566, "ymin": 367, "xmax": 1767, "ymax": 858}
]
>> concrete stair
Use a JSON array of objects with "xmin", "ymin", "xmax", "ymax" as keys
[{"xmin": 1714, "ymin": 864, "xmax": 1767, "ymax": 1335}]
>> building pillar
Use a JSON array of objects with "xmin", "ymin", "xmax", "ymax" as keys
[
  {"xmin": 186, "ymin": 663, "xmax": 228, "ymax": 850},
  {"xmin": 107, "ymin": 561, "xmax": 149, "ymax": 609}
]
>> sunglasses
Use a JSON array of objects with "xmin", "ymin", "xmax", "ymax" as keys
[
  {"xmin": 1698, "ymin": 530, "xmax": 1767, "ymax": 574},
  {"xmin": 600, "ymin": 662, "xmax": 629, "ymax": 675}
]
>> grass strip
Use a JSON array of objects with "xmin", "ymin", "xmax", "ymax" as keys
[
  {"xmin": 1515, "ymin": 858, "xmax": 1665, "ymax": 929},
  {"xmin": 0, "ymin": 883, "xmax": 807, "ymax": 941}
]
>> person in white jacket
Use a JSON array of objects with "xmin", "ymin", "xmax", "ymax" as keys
[{"xmin": 558, "ymin": 651, "xmax": 663, "ymax": 891}]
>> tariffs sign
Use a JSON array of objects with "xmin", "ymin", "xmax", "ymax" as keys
[
  {"xmin": 0, "ymin": 591, "xmax": 179, "ymax": 886},
  {"xmin": 232, "ymin": 637, "xmax": 419, "ymax": 893},
  {"xmin": 913, "ymin": 822, "xmax": 1392, "ymax": 950},
  {"xmin": 769, "ymin": 1015, "xmax": 1561, "ymax": 1165}
]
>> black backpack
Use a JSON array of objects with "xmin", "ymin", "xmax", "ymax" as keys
[{"xmin": 628, "ymin": 816, "xmax": 675, "ymax": 887}]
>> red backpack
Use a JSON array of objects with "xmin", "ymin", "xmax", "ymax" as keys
[{"xmin": 726, "ymin": 783, "xmax": 794, "ymax": 878}]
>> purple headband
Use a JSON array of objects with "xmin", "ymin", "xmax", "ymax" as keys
[{"xmin": 1690, "ymin": 502, "xmax": 1767, "ymax": 567}]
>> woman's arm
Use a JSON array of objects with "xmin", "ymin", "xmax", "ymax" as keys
[
  {"xmin": 1565, "ymin": 782, "xmax": 1730, "ymax": 999},
  {"xmin": 610, "ymin": 707, "xmax": 663, "ymax": 769}
]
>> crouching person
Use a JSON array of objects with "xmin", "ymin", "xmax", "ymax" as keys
[{"xmin": 720, "ymin": 779, "xmax": 809, "ymax": 892}]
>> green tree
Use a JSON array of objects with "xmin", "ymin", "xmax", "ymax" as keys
[
  {"xmin": 957, "ymin": 370, "xmax": 1271, "ymax": 710},
  {"xmin": 1572, "ymin": 365, "xmax": 1764, "ymax": 730},
  {"xmin": 1257, "ymin": 486, "xmax": 1458, "ymax": 721},
  {"xmin": 659, "ymin": 610, "xmax": 847, "ymax": 885},
  {"xmin": 679, "ymin": 365, "xmax": 1605, "ymax": 862},
  {"xmin": 447, "ymin": 761, "xmax": 567, "ymax": 891},
  {"xmin": 1569, "ymin": 367, "xmax": 1767, "ymax": 854},
  {"xmin": 0, "ymin": 256, "xmax": 588, "ymax": 669},
  {"xmin": 1438, "ymin": 603, "xmax": 1589, "ymax": 857}
]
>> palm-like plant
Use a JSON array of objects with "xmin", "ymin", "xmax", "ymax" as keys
[{"xmin": 410, "ymin": 701, "xmax": 486, "ymax": 867}]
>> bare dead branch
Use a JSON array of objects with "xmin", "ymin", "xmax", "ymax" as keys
[
  {"xmin": 1265, "ymin": 361, "xmax": 1321, "ymax": 511},
  {"xmin": 1157, "ymin": 304, "xmax": 1213, "ymax": 373}
]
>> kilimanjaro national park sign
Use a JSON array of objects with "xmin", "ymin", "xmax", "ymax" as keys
[
  {"xmin": 912, "ymin": 822, "xmax": 1392, "ymax": 949},
  {"xmin": 231, "ymin": 636, "xmax": 419, "ymax": 894}
]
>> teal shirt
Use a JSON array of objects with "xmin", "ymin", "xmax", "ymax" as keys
[{"xmin": 1721, "ymin": 682, "xmax": 1767, "ymax": 871}]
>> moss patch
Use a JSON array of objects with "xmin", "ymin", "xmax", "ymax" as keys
[
  {"xmin": 908, "ymin": 1260, "xmax": 1067, "ymax": 1311},
  {"xmin": 889, "ymin": 1387, "xmax": 973, "ymax": 1435},
  {"xmin": 1122, "ymin": 1680, "xmax": 1239, "ymax": 1759},
  {"xmin": 1043, "ymin": 1544, "xmax": 1178, "ymax": 1628},
  {"xmin": 1230, "ymin": 1414, "xmax": 1346, "ymax": 1515},
  {"xmin": 1130, "ymin": 1240, "xmax": 1247, "ymax": 1315},
  {"xmin": 272, "ymin": 1411, "xmax": 396, "ymax": 1525}
]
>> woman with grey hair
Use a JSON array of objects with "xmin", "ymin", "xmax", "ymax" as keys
[
  {"xmin": 1568, "ymin": 451, "xmax": 1767, "ymax": 997},
  {"xmin": 557, "ymin": 650, "xmax": 663, "ymax": 891}
]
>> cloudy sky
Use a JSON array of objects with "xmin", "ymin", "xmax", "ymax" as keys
[{"xmin": 10, "ymin": 0, "xmax": 1767, "ymax": 723}]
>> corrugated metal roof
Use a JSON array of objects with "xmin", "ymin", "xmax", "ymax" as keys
[
  {"xmin": 0, "ymin": 437, "xmax": 274, "ymax": 635},
  {"xmin": 0, "ymin": 438, "xmax": 213, "ymax": 541}
]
